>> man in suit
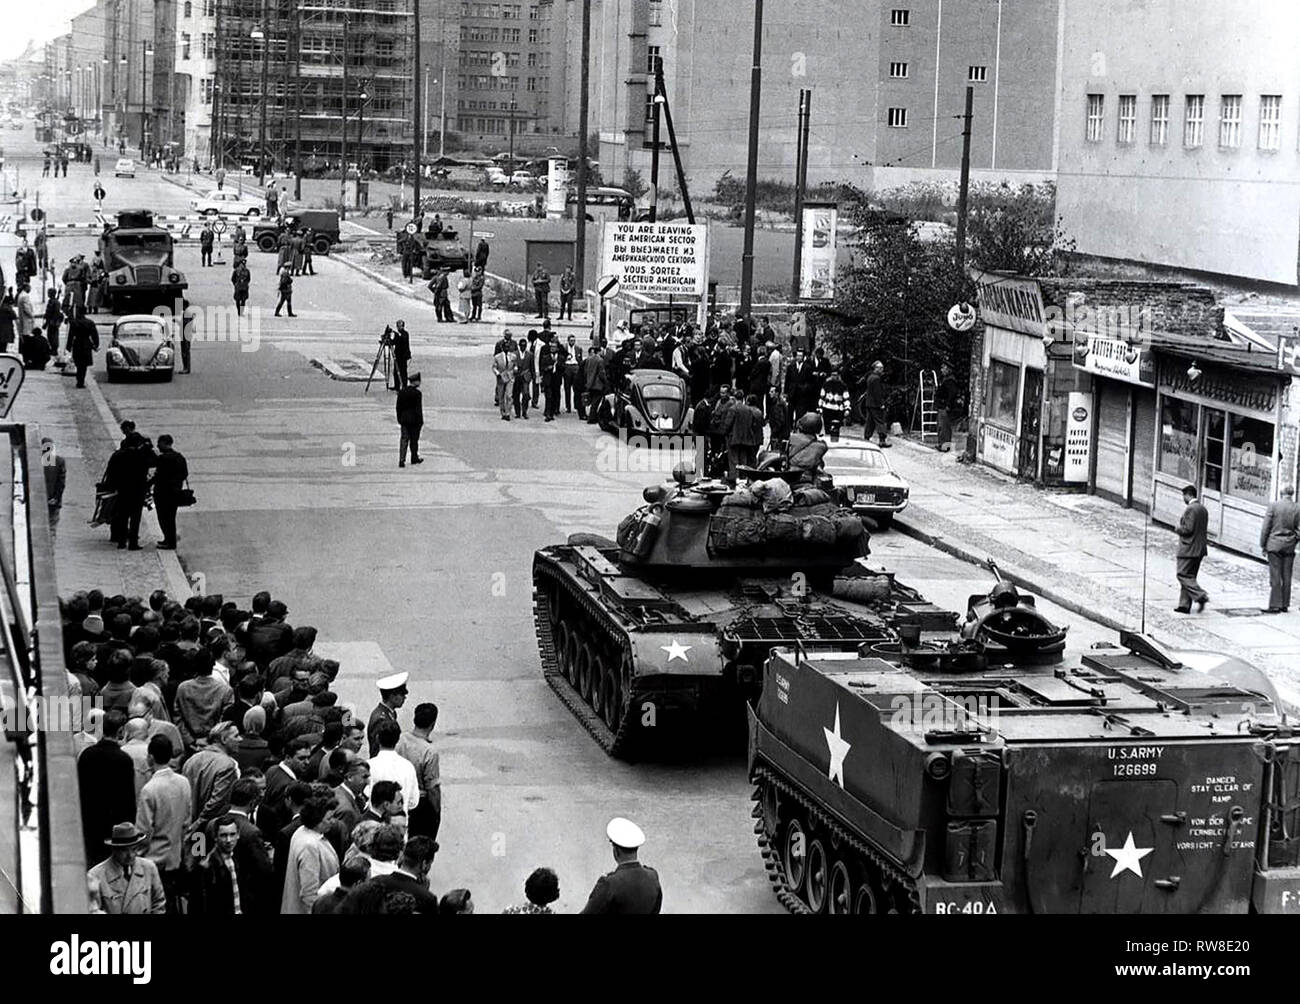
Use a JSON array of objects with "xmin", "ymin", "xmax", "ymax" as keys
[
  {"xmin": 182, "ymin": 722, "xmax": 241, "ymax": 830},
  {"xmin": 581, "ymin": 817, "xmax": 662, "ymax": 914},
  {"xmin": 396, "ymin": 373, "xmax": 424, "ymax": 468},
  {"xmin": 389, "ymin": 320, "xmax": 411, "ymax": 390},
  {"xmin": 1175, "ymin": 484, "xmax": 1210, "ymax": 614},
  {"xmin": 339, "ymin": 835, "xmax": 440, "ymax": 914},
  {"xmin": 191, "ymin": 816, "xmax": 244, "ymax": 914},
  {"xmin": 1261, "ymin": 485, "xmax": 1300, "ymax": 613},
  {"xmin": 78, "ymin": 708, "xmax": 137, "ymax": 865},
  {"xmin": 332, "ymin": 759, "xmax": 370, "ymax": 843},
  {"xmin": 203, "ymin": 777, "xmax": 274, "ymax": 914},
  {"xmin": 262, "ymin": 738, "xmax": 313, "ymax": 834},
  {"xmin": 270, "ymin": 781, "xmax": 314, "ymax": 904}
]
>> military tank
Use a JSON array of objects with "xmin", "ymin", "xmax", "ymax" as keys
[
  {"xmin": 748, "ymin": 631, "xmax": 1300, "ymax": 913},
  {"xmin": 98, "ymin": 208, "xmax": 187, "ymax": 313},
  {"xmin": 533, "ymin": 469, "xmax": 1050, "ymax": 760}
]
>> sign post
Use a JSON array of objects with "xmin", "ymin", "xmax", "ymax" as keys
[
  {"xmin": 0, "ymin": 354, "xmax": 27, "ymax": 418},
  {"xmin": 596, "ymin": 273, "xmax": 619, "ymax": 342}
]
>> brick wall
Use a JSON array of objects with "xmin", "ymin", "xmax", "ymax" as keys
[{"xmin": 1038, "ymin": 277, "xmax": 1225, "ymax": 341}]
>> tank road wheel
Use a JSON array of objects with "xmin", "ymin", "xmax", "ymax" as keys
[
  {"xmin": 600, "ymin": 658, "xmax": 623, "ymax": 731},
  {"xmin": 852, "ymin": 879, "xmax": 880, "ymax": 914},
  {"xmin": 827, "ymin": 858, "xmax": 855, "ymax": 915},
  {"xmin": 580, "ymin": 651, "xmax": 601, "ymax": 705},
  {"xmin": 546, "ymin": 585, "xmax": 562, "ymax": 627},
  {"xmin": 805, "ymin": 838, "xmax": 830, "ymax": 914},
  {"xmin": 572, "ymin": 644, "xmax": 592, "ymax": 695},
  {"xmin": 589, "ymin": 648, "xmax": 607, "ymax": 721},
  {"xmin": 556, "ymin": 623, "xmax": 573, "ymax": 681},
  {"xmin": 566, "ymin": 632, "xmax": 584, "ymax": 693},
  {"xmin": 783, "ymin": 818, "xmax": 808, "ymax": 897}
]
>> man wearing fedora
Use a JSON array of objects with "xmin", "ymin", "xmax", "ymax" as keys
[
  {"xmin": 580, "ymin": 817, "xmax": 662, "ymax": 914},
  {"xmin": 396, "ymin": 373, "xmax": 424, "ymax": 468},
  {"xmin": 87, "ymin": 822, "xmax": 167, "ymax": 914}
]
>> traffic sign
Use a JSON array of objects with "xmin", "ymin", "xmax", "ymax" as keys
[
  {"xmin": 476, "ymin": 231, "xmax": 495, "ymax": 239},
  {"xmin": 404, "ymin": 222, "xmax": 417, "ymax": 234},
  {"xmin": 597, "ymin": 273, "xmax": 620, "ymax": 298},
  {"xmin": 212, "ymin": 218, "xmax": 228, "ymax": 234},
  {"xmin": 0, "ymin": 354, "xmax": 27, "ymax": 419},
  {"xmin": 947, "ymin": 302, "xmax": 976, "ymax": 332},
  {"xmin": 29, "ymin": 207, "xmax": 44, "ymax": 222}
]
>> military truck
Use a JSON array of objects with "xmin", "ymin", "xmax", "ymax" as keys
[
  {"xmin": 748, "ymin": 631, "xmax": 1300, "ymax": 913},
  {"xmin": 98, "ymin": 209, "xmax": 187, "ymax": 313},
  {"xmin": 253, "ymin": 209, "xmax": 340, "ymax": 255}
]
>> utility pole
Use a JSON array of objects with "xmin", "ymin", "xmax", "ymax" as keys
[
  {"xmin": 574, "ymin": 0, "xmax": 591, "ymax": 289},
  {"xmin": 423, "ymin": 63, "xmax": 430, "ymax": 157},
  {"xmin": 256, "ymin": 0, "xmax": 269, "ymax": 185},
  {"xmin": 508, "ymin": 97, "xmax": 516, "ymax": 170},
  {"xmin": 739, "ymin": 0, "xmax": 763, "ymax": 316},
  {"xmin": 437, "ymin": 0, "xmax": 447, "ymax": 159},
  {"xmin": 655, "ymin": 61, "xmax": 694, "ymax": 224},
  {"xmin": 141, "ymin": 40, "xmax": 151, "ymax": 162},
  {"xmin": 790, "ymin": 87, "xmax": 811, "ymax": 301},
  {"xmin": 339, "ymin": 16, "xmax": 349, "ymax": 217},
  {"xmin": 294, "ymin": 7, "xmax": 302, "ymax": 199},
  {"xmin": 648, "ymin": 62, "xmax": 662, "ymax": 223},
  {"xmin": 955, "ymin": 85, "xmax": 974, "ymax": 275},
  {"xmin": 412, "ymin": 0, "xmax": 421, "ymax": 216}
]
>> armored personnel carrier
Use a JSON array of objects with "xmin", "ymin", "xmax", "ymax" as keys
[
  {"xmin": 533, "ymin": 471, "xmax": 1056, "ymax": 760},
  {"xmin": 98, "ymin": 209, "xmax": 187, "ymax": 313},
  {"xmin": 748, "ymin": 632, "xmax": 1300, "ymax": 913}
]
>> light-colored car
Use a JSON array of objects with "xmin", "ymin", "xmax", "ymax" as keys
[
  {"xmin": 105, "ymin": 314, "xmax": 175, "ymax": 382},
  {"xmin": 113, "ymin": 157, "xmax": 135, "ymax": 178},
  {"xmin": 822, "ymin": 437, "xmax": 909, "ymax": 528},
  {"xmin": 190, "ymin": 189, "xmax": 263, "ymax": 218}
]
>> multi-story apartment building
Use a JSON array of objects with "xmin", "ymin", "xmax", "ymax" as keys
[
  {"xmin": 452, "ymin": 0, "xmax": 570, "ymax": 146},
  {"xmin": 102, "ymin": 0, "xmax": 156, "ymax": 149},
  {"xmin": 1055, "ymin": 0, "xmax": 1300, "ymax": 288},
  {"xmin": 581, "ymin": 0, "xmax": 1061, "ymax": 196},
  {"xmin": 173, "ymin": 0, "xmax": 217, "ymax": 162},
  {"xmin": 213, "ymin": 0, "xmax": 416, "ymax": 172},
  {"xmin": 69, "ymin": 7, "xmax": 107, "ymax": 128}
]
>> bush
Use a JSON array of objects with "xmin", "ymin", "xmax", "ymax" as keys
[{"xmin": 710, "ymin": 172, "xmax": 860, "ymax": 217}]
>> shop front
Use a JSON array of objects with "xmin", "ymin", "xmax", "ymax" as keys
[
  {"xmin": 1071, "ymin": 330, "xmax": 1159, "ymax": 510},
  {"xmin": 971, "ymin": 270, "xmax": 1076, "ymax": 483},
  {"xmin": 1152, "ymin": 355, "xmax": 1291, "ymax": 555}
]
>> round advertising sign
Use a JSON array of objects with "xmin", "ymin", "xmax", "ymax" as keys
[
  {"xmin": 1072, "ymin": 407, "xmax": 1088, "ymax": 423},
  {"xmin": 405, "ymin": 222, "xmax": 417, "ymax": 234},
  {"xmin": 947, "ymin": 302, "xmax": 976, "ymax": 332}
]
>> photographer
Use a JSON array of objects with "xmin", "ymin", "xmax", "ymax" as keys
[{"xmin": 387, "ymin": 321, "xmax": 412, "ymax": 390}]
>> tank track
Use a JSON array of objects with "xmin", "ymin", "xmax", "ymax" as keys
[
  {"xmin": 533, "ymin": 557, "xmax": 650, "ymax": 760},
  {"xmin": 751, "ymin": 764, "xmax": 922, "ymax": 915}
]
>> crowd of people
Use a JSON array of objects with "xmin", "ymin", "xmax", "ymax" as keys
[
  {"xmin": 488, "ymin": 310, "xmax": 876, "ymax": 477},
  {"xmin": 67, "ymin": 586, "xmax": 663, "ymax": 915}
]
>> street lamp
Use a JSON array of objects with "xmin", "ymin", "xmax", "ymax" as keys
[
  {"xmin": 252, "ymin": 9, "xmax": 269, "ymax": 185},
  {"xmin": 355, "ymin": 84, "xmax": 369, "ymax": 209}
]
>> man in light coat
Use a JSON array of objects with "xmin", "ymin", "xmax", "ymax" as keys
[{"xmin": 1260, "ymin": 485, "xmax": 1300, "ymax": 613}]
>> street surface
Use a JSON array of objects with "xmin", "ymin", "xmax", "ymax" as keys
[{"xmin": 9, "ymin": 129, "xmax": 1127, "ymax": 913}]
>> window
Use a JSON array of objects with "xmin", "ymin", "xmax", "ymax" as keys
[
  {"xmin": 1085, "ymin": 93, "xmax": 1104, "ymax": 142},
  {"xmin": 529, "ymin": 3, "xmax": 540, "ymax": 18},
  {"xmin": 1229, "ymin": 415, "xmax": 1274, "ymax": 502},
  {"xmin": 647, "ymin": 45, "xmax": 661, "ymax": 74},
  {"xmin": 183, "ymin": 1, "xmax": 191, "ymax": 17},
  {"xmin": 645, "ymin": 92, "xmax": 656, "ymax": 125},
  {"xmin": 1219, "ymin": 94, "xmax": 1242, "ymax": 148},
  {"xmin": 202, "ymin": 0, "xmax": 214, "ymax": 15},
  {"xmin": 1202, "ymin": 407, "xmax": 1225, "ymax": 492},
  {"xmin": 527, "ymin": 52, "xmax": 538, "ymax": 67},
  {"xmin": 502, "ymin": 3, "xmax": 521, "ymax": 18},
  {"xmin": 890, "ymin": 8, "xmax": 910, "ymax": 25},
  {"xmin": 1159, "ymin": 398, "xmax": 1197, "ymax": 480},
  {"xmin": 1117, "ymin": 94, "xmax": 1136, "ymax": 144},
  {"xmin": 968, "ymin": 65, "xmax": 987, "ymax": 83},
  {"xmin": 649, "ymin": 0, "xmax": 663, "ymax": 26},
  {"xmin": 200, "ymin": 78, "xmax": 213, "ymax": 105},
  {"xmin": 889, "ymin": 61, "xmax": 908, "ymax": 78},
  {"xmin": 201, "ymin": 32, "xmax": 215, "ymax": 59},
  {"xmin": 527, "ymin": 28, "xmax": 538, "ymax": 43},
  {"xmin": 503, "ymin": 28, "xmax": 520, "ymax": 42},
  {"xmin": 986, "ymin": 360, "xmax": 1019, "ymax": 428},
  {"xmin": 1184, "ymin": 94, "xmax": 1204, "ymax": 147},
  {"xmin": 887, "ymin": 107, "xmax": 907, "ymax": 128},
  {"xmin": 527, "ymin": 77, "xmax": 537, "ymax": 91},
  {"xmin": 181, "ymin": 33, "xmax": 191, "ymax": 60},
  {"xmin": 1259, "ymin": 94, "xmax": 1281, "ymax": 150},
  {"xmin": 1150, "ymin": 94, "xmax": 1169, "ymax": 145}
]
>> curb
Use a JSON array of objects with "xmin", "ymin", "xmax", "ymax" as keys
[
  {"xmin": 84, "ymin": 375, "xmax": 195, "ymax": 601},
  {"xmin": 890, "ymin": 510, "xmax": 1300, "ymax": 715},
  {"xmin": 309, "ymin": 357, "xmax": 376, "ymax": 383}
]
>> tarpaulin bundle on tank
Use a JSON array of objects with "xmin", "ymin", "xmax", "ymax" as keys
[{"xmin": 708, "ymin": 505, "xmax": 863, "ymax": 554}]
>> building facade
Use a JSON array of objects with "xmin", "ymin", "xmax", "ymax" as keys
[
  {"xmin": 581, "ymin": 0, "xmax": 1061, "ymax": 198},
  {"xmin": 213, "ymin": 0, "xmax": 416, "ymax": 172},
  {"xmin": 1055, "ymin": 0, "xmax": 1300, "ymax": 288},
  {"xmin": 69, "ymin": 8, "xmax": 107, "ymax": 130},
  {"xmin": 174, "ymin": 0, "xmax": 217, "ymax": 162}
]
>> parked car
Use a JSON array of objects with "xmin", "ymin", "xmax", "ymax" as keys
[
  {"xmin": 821, "ymin": 438, "xmax": 909, "ymax": 528},
  {"xmin": 252, "ymin": 209, "xmax": 340, "ymax": 254},
  {"xmin": 596, "ymin": 369, "xmax": 694, "ymax": 437},
  {"xmin": 104, "ymin": 314, "xmax": 175, "ymax": 382},
  {"xmin": 113, "ymin": 157, "xmax": 135, "ymax": 178},
  {"xmin": 190, "ymin": 189, "xmax": 263, "ymax": 218}
]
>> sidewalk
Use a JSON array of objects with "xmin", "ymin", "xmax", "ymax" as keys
[
  {"xmin": 878, "ymin": 432, "xmax": 1300, "ymax": 707},
  {"xmin": 11, "ymin": 369, "xmax": 192, "ymax": 602}
]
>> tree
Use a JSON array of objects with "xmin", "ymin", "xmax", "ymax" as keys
[
  {"xmin": 817, "ymin": 191, "xmax": 971, "ymax": 427},
  {"xmin": 622, "ymin": 167, "xmax": 649, "ymax": 200},
  {"xmin": 966, "ymin": 181, "xmax": 1076, "ymax": 275}
]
